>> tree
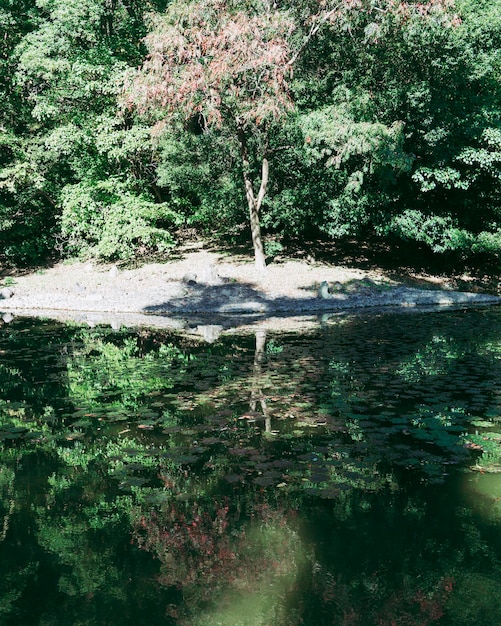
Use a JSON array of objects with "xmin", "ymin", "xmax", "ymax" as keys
[
  {"xmin": 124, "ymin": 0, "xmax": 462, "ymax": 269},
  {"xmin": 3, "ymin": 0, "xmax": 487, "ymax": 267},
  {"xmin": 124, "ymin": 0, "xmax": 297, "ymax": 269},
  {"xmin": 0, "ymin": 0, "xmax": 177, "ymax": 265}
]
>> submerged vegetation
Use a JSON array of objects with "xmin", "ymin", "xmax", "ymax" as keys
[{"xmin": 0, "ymin": 0, "xmax": 500, "ymax": 269}]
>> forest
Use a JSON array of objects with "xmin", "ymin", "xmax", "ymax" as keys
[{"xmin": 0, "ymin": 0, "xmax": 500, "ymax": 270}]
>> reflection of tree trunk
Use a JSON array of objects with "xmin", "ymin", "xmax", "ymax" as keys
[
  {"xmin": 0, "ymin": 499, "xmax": 14, "ymax": 542},
  {"xmin": 237, "ymin": 127, "xmax": 267, "ymax": 271},
  {"xmin": 250, "ymin": 329, "xmax": 271, "ymax": 432}
]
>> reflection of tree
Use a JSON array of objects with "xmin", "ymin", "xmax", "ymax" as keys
[
  {"xmin": 66, "ymin": 332, "xmax": 187, "ymax": 413},
  {"xmin": 2, "ymin": 312, "xmax": 501, "ymax": 623},
  {"xmin": 314, "ymin": 311, "xmax": 501, "ymax": 483},
  {"xmin": 132, "ymin": 490, "xmax": 304, "ymax": 625},
  {"xmin": 0, "ymin": 320, "xmax": 76, "ymax": 437},
  {"xmin": 249, "ymin": 329, "xmax": 271, "ymax": 433},
  {"xmin": 11, "ymin": 444, "xmax": 172, "ymax": 625},
  {"xmin": 297, "ymin": 487, "xmax": 481, "ymax": 626}
]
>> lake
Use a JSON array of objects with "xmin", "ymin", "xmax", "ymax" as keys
[{"xmin": 1, "ymin": 307, "xmax": 501, "ymax": 625}]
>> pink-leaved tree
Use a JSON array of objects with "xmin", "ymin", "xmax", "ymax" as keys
[
  {"xmin": 124, "ymin": 0, "xmax": 297, "ymax": 269},
  {"xmin": 124, "ymin": 0, "xmax": 459, "ymax": 269}
]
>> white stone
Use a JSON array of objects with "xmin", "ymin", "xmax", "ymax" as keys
[{"xmin": 0, "ymin": 287, "xmax": 14, "ymax": 299}]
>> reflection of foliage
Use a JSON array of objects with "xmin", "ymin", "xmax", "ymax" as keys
[
  {"xmin": 67, "ymin": 332, "xmax": 189, "ymax": 413},
  {"xmin": 38, "ymin": 448, "xmax": 137, "ymax": 598},
  {"xmin": 53, "ymin": 441, "xmax": 103, "ymax": 471},
  {"xmin": 135, "ymin": 500, "xmax": 236, "ymax": 589},
  {"xmin": 29, "ymin": 449, "xmax": 165, "ymax": 622},
  {"xmin": 0, "ymin": 399, "xmax": 54, "ymax": 443},
  {"xmin": 36, "ymin": 512, "xmax": 125, "ymax": 598},
  {"xmin": 1, "ymin": 312, "xmax": 501, "ymax": 622},
  {"xmin": 133, "ymin": 494, "xmax": 304, "ymax": 625},
  {"xmin": 0, "ymin": 363, "xmax": 22, "ymax": 392},
  {"xmin": 0, "ymin": 563, "xmax": 39, "ymax": 620},
  {"xmin": 266, "ymin": 339, "xmax": 284, "ymax": 355},
  {"xmin": 50, "ymin": 435, "xmax": 167, "ymax": 493},
  {"xmin": 396, "ymin": 335, "xmax": 464, "ymax": 382},
  {"xmin": 446, "ymin": 573, "xmax": 501, "ymax": 626},
  {"xmin": 297, "ymin": 483, "xmax": 501, "ymax": 626},
  {"xmin": 479, "ymin": 339, "xmax": 501, "ymax": 360},
  {"xmin": 0, "ymin": 464, "xmax": 15, "ymax": 542},
  {"xmin": 316, "ymin": 313, "xmax": 501, "ymax": 483},
  {"xmin": 308, "ymin": 569, "xmax": 455, "ymax": 625},
  {"xmin": 466, "ymin": 431, "xmax": 501, "ymax": 471}
]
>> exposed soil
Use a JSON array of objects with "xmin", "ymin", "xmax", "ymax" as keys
[{"xmin": 0, "ymin": 241, "xmax": 500, "ymax": 334}]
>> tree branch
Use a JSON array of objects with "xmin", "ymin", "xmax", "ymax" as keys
[
  {"xmin": 286, "ymin": 2, "xmax": 344, "ymax": 69},
  {"xmin": 37, "ymin": 190, "xmax": 57, "ymax": 208}
]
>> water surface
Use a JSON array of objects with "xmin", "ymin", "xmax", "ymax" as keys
[{"xmin": 1, "ymin": 308, "xmax": 501, "ymax": 625}]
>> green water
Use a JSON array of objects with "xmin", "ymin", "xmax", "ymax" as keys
[{"xmin": 1, "ymin": 308, "xmax": 501, "ymax": 625}]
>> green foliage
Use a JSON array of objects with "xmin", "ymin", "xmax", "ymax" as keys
[
  {"xmin": 377, "ymin": 210, "xmax": 473, "ymax": 254},
  {"xmin": 156, "ymin": 129, "xmax": 246, "ymax": 236},
  {"xmin": 0, "ymin": 0, "xmax": 173, "ymax": 265},
  {"xmin": 66, "ymin": 332, "xmax": 185, "ymax": 409},
  {"xmin": 60, "ymin": 178, "xmax": 181, "ymax": 260},
  {"xmin": 283, "ymin": 0, "xmax": 501, "ymax": 258},
  {"xmin": 0, "ymin": 0, "xmax": 500, "ymax": 265},
  {"xmin": 300, "ymin": 96, "xmax": 410, "ymax": 173}
]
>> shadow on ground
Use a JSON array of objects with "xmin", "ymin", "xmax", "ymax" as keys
[
  {"xmin": 139, "ymin": 276, "xmax": 501, "ymax": 343},
  {"xmin": 142, "ymin": 277, "xmax": 399, "ymax": 317}
]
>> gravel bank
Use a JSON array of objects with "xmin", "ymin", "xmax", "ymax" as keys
[{"xmin": 1, "ymin": 246, "xmax": 500, "ymax": 333}]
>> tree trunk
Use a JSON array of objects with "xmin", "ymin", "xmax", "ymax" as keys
[{"xmin": 237, "ymin": 128, "xmax": 267, "ymax": 271}]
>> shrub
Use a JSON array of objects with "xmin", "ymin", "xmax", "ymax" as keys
[{"xmin": 60, "ymin": 179, "xmax": 183, "ymax": 260}]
